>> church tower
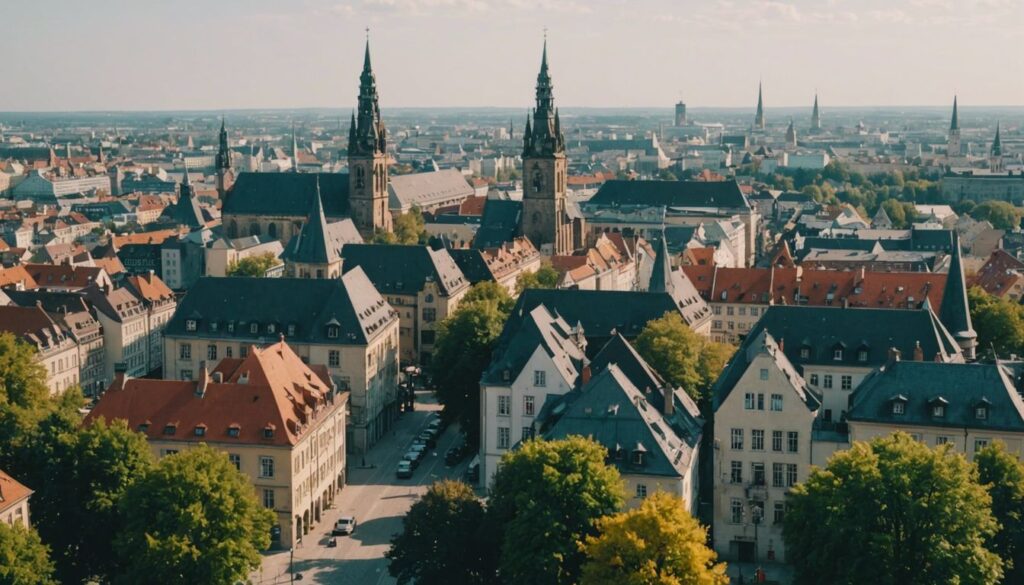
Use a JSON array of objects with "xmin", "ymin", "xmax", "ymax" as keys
[
  {"xmin": 521, "ymin": 39, "xmax": 574, "ymax": 256},
  {"xmin": 947, "ymin": 96, "xmax": 961, "ymax": 157},
  {"xmin": 215, "ymin": 117, "xmax": 233, "ymax": 200},
  {"xmin": 785, "ymin": 119, "xmax": 797, "ymax": 148},
  {"xmin": 810, "ymin": 94, "xmax": 821, "ymax": 133},
  {"xmin": 674, "ymin": 100, "xmax": 687, "ymax": 126},
  {"xmin": 990, "ymin": 123, "xmax": 1004, "ymax": 173},
  {"xmin": 754, "ymin": 82, "xmax": 766, "ymax": 130},
  {"xmin": 348, "ymin": 38, "xmax": 392, "ymax": 238}
]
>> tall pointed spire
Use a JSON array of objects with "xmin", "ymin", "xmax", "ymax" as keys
[
  {"xmin": 950, "ymin": 96, "xmax": 960, "ymax": 131},
  {"xmin": 810, "ymin": 93, "xmax": 821, "ymax": 131},
  {"xmin": 216, "ymin": 117, "xmax": 231, "ymax": 171},
  {"xmin": 754, "ymin": 81, "xmax": 765, "ymax": 129},
  {"xmin": 524, "ymin": 36, "xmax": 563, "ymax": 157},
  {"xmin": 349, "ymin": 32, "xmax": 384, "ymax": 157},
  {"xmin": 939, "ymin": 232, "xmax": 977, "ymax": 360},
  {"xmin": 291, "ymin": 121, "xmax": 300, "ymax": 173},
  {"xmin": 785, "ymin": 118, "xmax": 797, "ymax": 146},
  {"xmin": 287, "ymin": 177, "xmax": 336, "ymax": 265},
  {"xmin": 648, "ymin": 233, "xmax": 674, "ymax": 294},
  {"xmin": 992, "ymin": 122, "xmax": 1002, "ymax": 156}
]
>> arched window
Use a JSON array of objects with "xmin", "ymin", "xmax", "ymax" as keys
[
  {"xmin": 250, "ymin": 222, "xmax": 261, "ymax": 236},
  {"xmin": 228, "ymin": 220, "xmax": 238, "ymax": 238},
  {"xmin": 355, "ymin": 166, "xmax": 365, "ymax": 188},
  {"xmin": 268, "ymin": 223, "xmax": 277, "ymax": 239}
]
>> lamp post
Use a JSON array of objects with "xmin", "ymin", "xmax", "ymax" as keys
[{"xmin": 752, "ymin": 504, "xmax": 763, "ymax": 564}]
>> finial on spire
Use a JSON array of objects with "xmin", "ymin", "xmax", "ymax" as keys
[{"xmin": 363, "ymin": 29, "xmax": 372, "ymax": 72}]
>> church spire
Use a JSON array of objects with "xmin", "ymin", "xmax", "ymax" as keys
[
  {"xmin": 810, "ymin": 93, "xmax": 821, "ymax": 131},
  {"xmin": 992, "ymin": 122, "xmax": 1002, "ymax": 156},
  {"xmin": 523, "ymin": 37, "xmax": 563, "ymax": 158},
  {"xmin": 216, "ymin": 117, "xmax": 231, "ymax": 171},
  {"xmin": 754, "ymin": 81, "xmax": 765, "ymax": 129},
  {"xmin": 291, "ymin": 122, "xmax": 300, "ymax": 173},
  {"xmin": 349, "ymin": 34, "xmax": 385, "ymax": 157},
  {"xmin": 950, "ymin": 96, "xmax": 960, "ymax": 131},
  {"xmin": 939, "ymin": 232, "xmax": 977, "ymax": 360}
]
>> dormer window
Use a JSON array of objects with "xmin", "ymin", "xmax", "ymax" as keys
[
  {"xmin": 227, "ymin": 424, "xmax": 241, "ymax": 438},
  {"xmin": 194, "ymin": 424, "xmax": 206, "ymax": 437},
  {"xmin": 163, "ymin": 423, "xmax": 177, "ymax": 435},
  {"xmin": 976, "ymin": 405, "xmax": 988, "ymax": 420},
  {"xmin": 327, "ymin": 325, "xmax": 339, "ymax": 339},
  {"xmin": 263, "ymin": 425, "xmax": 275, "ymax": 439},
  {"xmin": 800, "ymin": 347, "xmax": 811, "ymax": 359},
  {"xmin": 185, "ymin": 320, "xmax": 197, "ymax": 332},
  {"xmin": 267, "ymin": 323, "xmax": 276, "ymax": 334},
  {"xmin": 632, "ymin": 442, "xmax": 648, "ymax": 466},
  {"xmin": 833, "ymin": 347, "xmax": 844, "ymax": 361},
  {"xmin": 250, "ymin": 323, "xmax": 259, "ymax": 334},
  {"xmin": 210, "ymin": 322, "xmax": 218, "ymax": 333},
  {"xmin": 287, "ymin": 324, "xmax": 296, "ymax": 337},
  {"xmin": 227, "ymin": 322, "xmax": 235, "ymax": 333},
  {"xmin": 137, "ymin": 422, "xmax": 150, "ymax": 432},
  {"xmin": 893, "ymin": 402, "xmax": 905, "ymax": 415},
  {"xmin": 932, "ymin": 405, "xmax": 945, "ymax": 417}
]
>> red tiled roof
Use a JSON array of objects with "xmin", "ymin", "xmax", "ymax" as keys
[
  {"xmin": 125, "ymin": 272, "xmax": 174, "ymax": 302},
  {"xmin": 112, "ymin": 229, "xmax": 182, "ymax": 247},
  {"xmin": 458, "ymin": 196, "xmax": 486, "ymax": 217},
  {"xmin": 0, "ymin": 468, "xmax": 32, "ymax": 514},
  {"xmin": 85, "ymin": 341, "xmax": 343, "ymax": 447},
  {"xmin": 0, "ymin": 266, "xmax": 37, "ymax": 289},
  {"xmin": 94, "ymin": 256, "xmax": 126, "ymax": 276},
  {"xmin": 24, "ymin": 264, "xmax": 107, "ymax": 289},
  {"xmin": 971, "ymin": 249, "xmax": 1024, "ymax": 298}
]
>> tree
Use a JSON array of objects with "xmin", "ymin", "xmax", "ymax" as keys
[
  {"xmin": 580, "ymin": 492, "xmax": 728, "ymax": 585},
  {"xmin": 634, "ymin": 312, "xmax": 734, "ymax": 402},
  {"xmin": 785, "ymin": 432, "xmax": 1002, "ymax": 585},
  {"xmin": 488, "ymin": 436, "xmax": 624, "ymax": 585},
  {"xmin": 226, "ymin": 252, "xmax": 281, "ymax": 277},
  {"xmin": 115, "ymin": 445, "xmax": 274, "ymax": 585},
  {"xmin": 976, "ymin": 442, "xmax": 1024, "ymax": 584},
  {"xmin": 460, "ymin": 280, "xmax": 514, "ymax": 313},
  {"xmin": 972, "ymin": 201, "xmax": 1023, "ymax": 231},
  {"xmin": 881, "ymin": 199, "xmax": 909, "ymax": 228},
  {"xmin": 30, "ymin": 418, "xmax": 154, "ymax": 584},
  {"xmin": 386, "ymin": 480, "xmax": 495, "ymax": 585},
  {"xmin": 393, "ymin": 207, "xmax": 429, "ymax": 245},
  {"xmin": 514, "ymin": 263, "xmax": 560, "ymax": 294},
  {"xmin": 969, "ymin": 287, "xmax": 1024, "ymax": 357},
  {"xmin": 431, "ymin": 299, "xmax": 508, "ymax": 444},
  {"xmin": 0, "ymin": 522, "xmax": 57, "ymax": 585}
]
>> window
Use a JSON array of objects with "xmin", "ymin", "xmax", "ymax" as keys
[
  {"xmin": 522, "ymin": 426, "xmax": 533, "ymax": 441},
  {"xmin": 974, "ymin": 438, "xmax": 990, "ymax": 453},
  {"xmin": 498, "ymin": 427, "xmax": 511, "ymax": 449},
  {"xmin": 179, "ymin": 343, "xmax": 191, "ymax": 360},
  {"xmin": 976, "ymin": 406, "xmax": 988, "ymax": 420},
  {"xmin": 841, "ymin": 375, "xmax": 852, "ymax": 390},
  {"xmin": 744, "ymin": 393, "xmax": 755, "ymax": 410},
  {"xmin": 497, "ymin": 395, "xmax": 510, "ymax": 416},
  {"xmin": 161, "ymin": 449, "xmax": 178, "ymax": 457},
  {"xmin": 180, "ymin": 369, "xmax": 192, "ymax": 380},
  {"xmin": 858, "ymin": 349, "xmax": 868, "ymax": 362},
  {"xmin": 225, "ymin": 346, "xmax": 233, "ymax": 358},
  {"xmin": 823, "ymin": 375, "xmax": 833, "ymax": 389},
  {"xmin": 833, "ymin": 348, "xmax": 843, "ymax": 360},
  {"xmin": 534, "ymin": 370, "xmax": 546, "ymax": 387},
  {"xmin": 185, "ymin": 319, "xmax": 197, "ymax": 331},
  {"xmin": 731, "ymin": 498, "xmax": 743, "ymax": 524},
  {"xmin": 787, "ymin": 432, "xmax": 799, "ymax": 453},
  {"xmin": 260, "ymin": 456, "xmax": 275, "ymax": 478},
  {"xmin": 635, "ymin": 484, "xmax": 648, "ymax": 499},
  {"xmin": 770, "ymin": 394, "xmax": 783, "ymax": 411},
  {"xmin": 240, "ymin": 346, "xmax": 248, "ymax": 358},
  {"xmin": 422, "ymin": 308, "xmax": 437, "ymax": 323},
  {"xmin": 757, "ymin": 393, "xmax": 765, "ymax": 410},
  {"xmin": 421, "ymin": 330, "xmax": 436, "ymax": 345},
  {"xmin": 739, "ymin": 307, "xmax": 747, "ymax": 316},
  {"xmin": 893, "ymin": 401, "xmax": 905, "ymax": 415},
  {"xmin": 262, "ymin": 426, "xmax": 274, "ymax": 439},
  {"xmin": 328, "ymin": 350, "xmax": 340, "ymax": 367},
  {"xmin": 194, "ymin": 425, "xmax": 206, "ymax": 437},
  {"xmin": 163, "ymin": 424, "xmax": 176, "ymax": 435},
  {"xmin": 786, "ymin": 464, "xmax": 798, "ymax": 487},
  {"xmin": 524, "ymin": 395, "xmax": 535, "ymax": 416},
  {"xmin": 713, "ymin": 306, "xmax": 722, "ymax": 315},
  {"xmin": 713, "ymin": 320, "xmax": 722, "ymax": 329},
  {"xmin": 731, "ymin": 461, "xmax": 743, "ymax": 483},
  {"xmin": 751, "ymin": 462, "xmax": 765, "ymax": 486},
  {"xmin": 727, "ymin": 306, "xmax": 734, "ymax": 316},
  {"xmin": 932, "ymin": 405, "xmax": 945, "ymax": 418},
  {"xmin": 229, "ymin": 454, "xmax": 241, "ymax": 470},
  {"xmin": 207, "ymin": 344, "xmax": 217, "ymax": 360},
  {"xmin": 287, "ymin": 324, "xmax": 296, "ymax": 336},
  {"xmin": 935, "ymin": 436, "xmax": 950, "ymax": 446},
  {"xmin": 752, "ymin": 429, "xmax": 765, "ymax": 451},
  {"xmin": 773, "ymin": 501, "xmax": 786, "ymax": 524},
  {"xmin": 730, "ymin": 428, "xmax": 744, "ymax": 450},
  {"xmin": 772, "ymin": 430, "xmax": 783, "ymax": 452},
  {"xmin": 759, "ymin": 368, "xmax": 769, "ymax": 380},
  {"xmin": 262, "ymin": 488, "xmax": 275, "ymax": 509},
  {"xmin": 250, "ymin": 323, "xmax": 259, "ymax": 334},
  {"xmin": 327, "ymin": 326, "xmax": 339, "ymax": 339},
  {"xmin": 809, "ymin": 374, "xmax": 819, "ymax": 386},
  {"xmin": 773, "ymin": 463, "xmax": 785, "ymax": 487},
  {"xmin": 267, "ymin": 324, "xmax": 276, "ymax": 334},
  {"xmin": 227, "ymin": 425, "xmax": 240, "ymax": 438},
  {"xmin": 800, "ymin": 347, "xmax": 811, "ymax": 359}
]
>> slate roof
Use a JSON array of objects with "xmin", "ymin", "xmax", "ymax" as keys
[
  {"xmin": 474, "ymin": 199, "xmax": 523, "ymax": 249},
  {"xmin": 938, "ymin": 233, "xmax": 976, "ymax": 341},
  {"xmin": 388, "ymin": 169, "xmax": 474, "ymax": 211},
  {"xmin": 163, "ymin": 269, "xmax": 394, "ymax": 346},
  {"xmin": 481, "ymin": 304, "xmax": 586, "ymax": 386},
  {"xmin": 448, "ymin": 249, "xmax": 494, "ymax": 284},
  {"xmin": 743, "ymin": 305, "xmax": 962, "ymax": 371},
  {"xmin": 223, "ymin": 172, "xmax": 350, "ymax": 218},
  {"xmin": 85, "ymin": 341, "xmax": 344, "ymax": 447},
  {"xmin": 588, "ymin": 179, "xmax": 750, "ymax": 210},
  {"xmin": 712, "ymin": 330, "xmax": 821, "ymax": 411},
  {"xmin": 340, "ymin": 244, "xmax": 468, "ymax": 297},
  {"xmin": 282, "ymin": 181, "xmax": 343, "ymax": 265},
  {"xmin": 848, "ymin": 360, "xmax": 1024, "ymax": 433}
]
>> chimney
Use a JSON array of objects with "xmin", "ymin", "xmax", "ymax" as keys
[
  {"xmin": 211, "ymin": 371, "xmax": 223, "ymax": 383},
  {"xmin": 777, "ymin": 337, "xmax": 784, "ymax": 352},
  {"xmin": 913, "ymin": 341, "xmax": 924, "ymax": 361},
  {"xmin": 113, "ymin": 362, "xmax": 128, "ymax": 391},
  {"xmin": 196, "ymin": 361, "xmax": 209, "ymax": 397},
  {"xmin": 887, "ymin": 347, "xmax": 901, "ymax": 365},
  {"xmin": 580, "ymin": 364, "xmax": 592, "ymax": 386},
  {"xmin": 663, "ymin": 387, "xmax": 675, "ymax": 417}
]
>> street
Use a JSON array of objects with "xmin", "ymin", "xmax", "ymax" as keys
[{"xmin": 252, "ymin": 390, "xmax": 472, "ymax": 584}]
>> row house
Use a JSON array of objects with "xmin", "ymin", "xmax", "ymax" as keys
[
  {"xmin": 0, "ymin": 305, "xmax": 80, "ymax": 395},
  {"xmin": 449, "ymin": 237, "xmax": 542, "ymax": 295},
  {"xmin": 86, "ymin": 341, "xmax": 347, "ymax": 548}
]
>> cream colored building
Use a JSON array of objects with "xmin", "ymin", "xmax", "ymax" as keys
[
  {"xmin": 86, "ymin": 341, "xmax": 348, "ymax": 548},
  {"xmin": 0, "ymin": 469, "xmax": 32, "ymax": 527},
  {"xmin": 205, "ymin": 236, "xmax": 284, "ymax": 277},
  {"xmin": 0, "ymin": 305, "xmax": 80, "ymax": 395}
]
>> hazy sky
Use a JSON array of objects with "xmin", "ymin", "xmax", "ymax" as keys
[{"xmin": 2, "ymin": 0, "xmax": 1022, "ymax": 111}]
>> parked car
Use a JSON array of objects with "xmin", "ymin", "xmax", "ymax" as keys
[
  {"xmin": 427, "ymin": 418, "xmax": 442, "ymax": 432},
  {"xmin": 465, "ymin": 456, "xmax": 480, "ymax": 483},
  {"xmin": 332, "ymin": 516, "xmax": 357, "ymax": 536},
  {"xmin": 396, "ymin": 460, "xmax": 413, "ymax": 478},
  {"xmin": 409, "ymin": 442, "xmax": 428, "ymax": 455},
  {"xmin": 417, "ymin": 431, "xmax": 437, "ymax": 448},
  {"xmin": 445, "ymin": 439, "xmax": 469, "ymax": 466},
  {"xmin": 404, "ymin": 451, "xmax": 422, "ymax": 468}
]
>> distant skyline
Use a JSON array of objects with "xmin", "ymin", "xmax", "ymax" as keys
[{"xmin": 3, "ymin": 0, "xmax": 1023, "ymax": 112}]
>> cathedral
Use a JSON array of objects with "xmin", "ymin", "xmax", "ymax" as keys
[
  {"xmin": 518, "ymin": 40, "xmax": 585, "ymax": 256},
  {"xmin": 220, "ymin": 40, "xmax": 390, "ymax": 242}
]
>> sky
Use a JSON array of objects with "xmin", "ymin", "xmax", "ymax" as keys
[{"xmin": 1, "ymin": 0, "xmax": 1022, "ymax": 111}]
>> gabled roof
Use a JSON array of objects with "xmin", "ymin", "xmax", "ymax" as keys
[
  {"xmin": 85, "ymin": 341, "xmax": 344, "ymax": 447},
  {"xmin": 473, "ymin": 199, "xmax": 523, "ymax": 249},
  {"xmin": 482, "ymin": 304, "xmax": 586, "ymax": 386},
  {"xmin": 712, "ymin": 330, "xmax": 821, "ymax": 411},
  {"xmin": 0, "ymin": 468, "xmax": 32, "ymax": 514},
  {"xmin": 223, "ymin": 172, "xmax": 350, "ymax": 218},
  {"xmin": 340, "ymin": 244, "xmax": 468, "ymax": 296},
  {"xmin": 164, "ymin": 269, "xmax": 394, "ymax": 345},
  {"xmin": 849, "ymin": 360, "xmax": 1024, "ymax": 433},
  {"xmin": 971, "ymin": 249, "xmax": 1024, "ymax": 298},
  {"xmin": 123, "ymin": 272, "xmax": 175, "ymax": 304},
  {"xmin": 388, "ymin": 169, "xmax": 474, "ymax": 211},
  {"xmin": 588, "ymin": 179, "xmax": 750, "ymax": 209},
  {"xmin": 281, "ymin": 180, "xmax": 341, "ymax": 265}
]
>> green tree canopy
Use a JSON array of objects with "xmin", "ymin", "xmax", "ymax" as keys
[
  {"xmin": 393, "ymin": 207, "xmax": 429, "ymax": 245},
  {"xmin": 226, "ymin": 252, "xmax": 281, "ymax": 277},
  {"xmin": 30, "ymin": 418, "xmax": 154, "ymax": 584},
  {"xmin": 976, "ymin": 442, "xmax": 1024, "ymax": 584},
  {"xmin": 515, "ymin": 263, "xmax": 560, "ymax": 294},
  {"xmin": 0, "ymin": 522, "xmax": 57, "ymax": 585},
  {"xmin": 114, "ymin": 445, "xmax": 274, "ymax": 585},
  {"xmin": 460, "ymin": 280, "xmax": 514, "ymax": 313},
  {"xmin": 634, "ymin": 312, "xmax": 735, "ymax": 402},
  {"xmin": 971, "ymin": 201, "xmax": 1023, "ymax": 231},
  {"xmin": 431, "ymin": 298, "xmax": 508, "ymax": 444},
  {"xmin": 387, "ymin": 480, "xmax": 495, "ymax": 585},
  {"xmin": 580, "ymin": 491, "xmax": 728, "ymax": 585},
  {"xmin": 785, "ymin": 432, "xmax": 1002, "ymax": 585},
  {"xmin": 969, "ymin": 287, "xmax": 1024, "ymax": 357},
  {"xmin": 488, "ymin": 436, "xmax": 624, "ymax": 585}
]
